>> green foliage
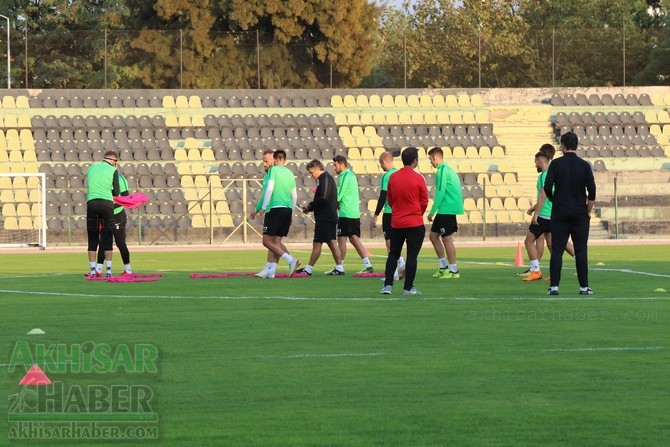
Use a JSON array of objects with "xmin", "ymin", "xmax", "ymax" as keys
[{"xmin": 631, "ymin": 34, "xmax": 670, "ymax": 85}]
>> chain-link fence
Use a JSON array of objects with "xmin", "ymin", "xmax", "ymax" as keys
[{"xmin": 2, "ymin": 28, "xmax": 669, "ymax": 89}]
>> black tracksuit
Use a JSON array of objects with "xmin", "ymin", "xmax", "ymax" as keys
[{"xmin": 544, "ymin": 152, "xmax": 597, "ymax": 289}]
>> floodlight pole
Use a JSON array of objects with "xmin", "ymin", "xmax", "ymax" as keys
[{"xmin": 0, "ymin": 14, "xmax": 9, "ymax": 89}]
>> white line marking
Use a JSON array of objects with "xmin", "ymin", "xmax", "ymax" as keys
[
  {"xmin": 0, "ymin": 289, "xmax": 669, "ymax": 301},
  {"xmin": 0, "ymin": 361, "xmax": 77, "ymax": 368},
  {"xmin": 538, "ymin": 346, "xmax": 665, "ymax": 353},
  {"xmin": 285, "ymin": 352, "xmax": 382, "ymax": 359}
]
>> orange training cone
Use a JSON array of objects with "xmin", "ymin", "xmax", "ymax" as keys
[{"xmin": 514, "ymin": 242, "xmax": 524, "ymax": 267}]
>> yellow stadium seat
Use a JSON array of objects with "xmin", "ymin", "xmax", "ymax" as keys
[
  {"xmin": 490, "ymin": 197, "xmax": 504, "ymax": 210},
  {"xmin": 191, "ymin": 215, "xmax": 206, "ymax": 228},
  {"xmin": 356, "ymin": 95, "xmax": 370, "ymax": 108},
  {"xmin": 191, "ymin": 115, "xmax": 205, "ymax": 126},
  {"xmin": 490, "ymin": 172, "xmax": 504, "ymax": 185},
  {"xmin": 369, "ymin": 95, "xmax": 382, "ymax": 108},
  {"xmin": 503, "ymin": 197, "xmax": 518, "ymax": 210},
  {"xmin": 450, "ymin": 112, "xmax": 463, "ymax": 124},
  {"xmin": 3, "ymin": 217, "xmax": 18, "ymax": 230},
  {"xmin": 463, "ymin": 198, "xmax": 477, "ymax": 211},
  {"xmin": 470, "ymin": 94, "xmax": 484, "ymax": 107},
  {"xmin": 331, "ymin": 95, "xmax": 344, "ymax": 107},
  {"xmin": 343, "ymin": 95, "xmax": 356, "ymax": 107},
  {"xmin": 174, "ymin": 148, "xmax": 188, "ymax": 161},
  {"xmin": 360, "ymin": 147, "xmax": 375, "ymax": 160},
  {"xmin": 165, "ymin": 114, "xmax": 179, "ymax": 127},
  {"xmin": 15, "ymin": 96, "xmax": 30, "ymax": 108},
  {"xmin": 504, "ymin": 173, "xmax": 518, "ymax": 185},
  {"xmin": 423, "ymin": 111, "xmax": 438, "ymax": 124},
  {"xmin": 334, "ymin": 112, "xmax": 347, "ymax": 125},
  {"xmin": 162, "ymin": 95, "xmax": 176, "ymax": 108},
  {"xmin": 496, "ymin": 211, "xmax": 511, "ymax": 223},
  {"xmin": 420, "ymin": 95, "xmax": 433, "ymax": 107},
  {"xmin": 452, "ymin": 146, "xmax": 466, "ymax": 158},
  {"xmin": 16, "ymin": 203, "xmax": 31, "ymax": 217},
  {"xmin": 469, "ymin": 210, "xmax": 482, "ymax": 223},
  {"xmin": 358, "ymin": 112, "xmax": 373, "ymax": 126},
  {"xmin": 651, "ymin": 94, "xmax": 664, "ymax": 106},
  {"xmin": 411, "ymin": 111, "xmax": 424, "ymax": 124},
  {"xmin": 398, "ymin": 111, "xmax": 412, "ymax": 124},
  {"xmin": 181, "ymin": 175, "xmax": 195, "ymax": 188},
  {"xmin": 432, "ymin": 94, "xmax": 445, "ymax": 107},
  {"xmin": 509, "ymin": 210, "xmax": 525, "ymax": 223},
  {"xmin": 465, "ymin": 146, "xmax": 479, "ymax": 159},
  {"xmin": 2, "ymin": 203, "xmax": 17, "ymax": 217},
  {"xmin": 184, "ymin": 137, "xmax": 198, "ymax": 149},
  {"xmin": 457, "ymin": 94, "xmax": 471, "ymax": 107},
  {"xmin": 385, "ymin": 112, "xmax": 399, "ymax": 125},
  {"xmin": 407, "ymin": 95, "xmax": 420, "ymax": 107},
  {"xmin": 194, "ymin": 175, "xmax": 208, "ymax": 188},
  {"xmin": 178, "ymin": 114, "xmax": 192, "ymax": 126},
  {"xmin": 201, "ymin": 148, "xmax": 215, "ymax": 161},
  {"xmin": 478, "ymin": 146, "xmax": 492, "ymax": 158},
  {"xmin": 445, "ymin": 95, "xmax": 458, "ymax": 107},
  {"xmin": 219, "ymin": 214, "xmax": 234, "ymax": 227},
  {"xmin": 191, "ymin": 163, "xmax": 206, "ymax": 175},
  {"xmin": 382, "ymin": 95, "xmax": 395, "ymax": 107},
  {"xmin": 348, "ymin": 147, "xmax": 362, "ymax": 159},
  {"xmin": 367, "ymin": 199, "xmax": 377, "ymax": 213},
  {"xmin": 188, "ymin": 96, "xmax": 202, "ymax": 108},
  {"xmin": 475, "ymin": 109, "xmax": 489, "ymax": 123},
  {"xmin": 175, "ymin": 95, "xmax": 189, "ymax": 108},
  {"xmin": 216, "ymin": 201, "xmax": 231, "ymax": 214},
  {"xmin": 394, "ymin": 95, "xmax": 407, "ymax": 107},
  {"xmin": 517, "ymin": 197, "xmax": 532, "ymax": 211},
  {"xmin": 373, "ymin": 111, "xmax": 387, "ymax": 123},
  {"xmin": 491, "ymin": 146, "xmax": 505, "ymax": 158},
  {"xmin": 462, "ymin": 111, "xmax": 476, "ymax": 123},
  {"xmin": 2, "ymin": 96, "xmax": 16, "ymax": 108},
  {"xmin": 436, "ymin": 111, "xmax": 450, "ymax": 124}
]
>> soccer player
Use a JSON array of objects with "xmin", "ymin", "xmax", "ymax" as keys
[
  {"xmin": 518, "ymin": 144, "xmax": 575, "ymax": 280},
  {"xmin": 295, "ymin": 159, "xmax": 345, "ymax": 276},
  {"xmin": 380, "ymin": 147, "xmax": 428, "ymax": 295},
  {"xmin": 371, "ymin": 151, "xmax": 405, "ymax": 280},
  {"xmin": 95, "ymin": 171, "xmax": 132, "ymax": 277},
  {"xmin": 332, "ymin": 155, "xmax": 374, "ymax": 274},
  {"xmin": 250, "ymin": 150, "xmax": 300, "ymax": 278},
  {"xmin": 252, "ymin": 149, "xmax": 290, "ymax": 277},
  {"xmin": 426, "ymin": 147, "xmax": 464, "ymax": 279},
  {"xmin": 544, "ymin": 132, "xmax": 596, "ymax": 295},
  {"xmin": 86, "ymin": 151, "xmax": 120, "ymax": 278}
]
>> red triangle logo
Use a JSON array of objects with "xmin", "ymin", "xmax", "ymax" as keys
[{"xmin": 19, "ymin": 364, "xmax": 52, "ymax": 386}]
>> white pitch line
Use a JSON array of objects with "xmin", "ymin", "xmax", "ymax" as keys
[
  {"xmin": 0, "ymin": 289, "xmax": 669, "ymax": 302},
  {"xmin": 538, "ymin": 346, "xmax": 665, "ymax": 353},
  {"xmin": 285, "ymin": 352, "xmax": 383, "ymax": 359}
]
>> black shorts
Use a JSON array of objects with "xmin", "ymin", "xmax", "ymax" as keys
[
  {"xmin": 382, "ymin": 213, "xmax": 394, "ymax": 240},
  {"xmin": 263, "ymin": 207, "xmax": 292, "ymax": 237},
  {"xmin": 430, "ymin": 214, "xmax": 458, "ymax": 237},
  {"xmin": 528, "ymin": 216, "xmax": 552, "ymax": 237},
  {"xmin": 313, "ymin": 220, "xmax": 337, "ymax": 243},
  {"xmin": 337, "ymin": 217, "xmax": 361, "ymax": 238}
]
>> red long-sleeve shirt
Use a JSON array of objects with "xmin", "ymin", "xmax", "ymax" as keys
[{"xmin": 387, "ymin": 166, "xmax": 428, "ymax": 228}]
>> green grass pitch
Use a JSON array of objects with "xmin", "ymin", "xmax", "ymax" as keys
[{"xmin": 1, "ymin": 244, "xmax": 669, "ymax": 446}]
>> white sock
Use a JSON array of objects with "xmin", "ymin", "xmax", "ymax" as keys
[
  {"xmin": 124, "ymin": 263, "xmax": 132, "ymax": 273},
  {"xmin": 449, "ymin": 263, "xmax": 458, "ymax": 273},
  {"xmin": 398, "ymin": 256, "xmax": 405, "ymax": 269},
  {"xmin": 530, "ymin": 260, "xmax": 540, "ymax": 271},
  {"xmin": 268, "ymin": 263, "xmax": 278, "ymax": 275},
  {"xmin": 362, "ymin": 257, "xmax": 372, "ymax": 268},
  {"xmin": 95, "ymin": 263, "xmax": 103, "ymax": 273},
  {"xmin": 304, "ymin": 265, "xmax": 313, "ymax": 274},
  {"xmin": 106, "ymin": 260, "xmax": 112, "ymax": 269},
  {"xmin": 438, "ymin": 258, "xmax": 447, "ymax": 269},
  {"xmin": 281, "ymin": 253, "xmax": 294, "ymax": 264},
  {"xmin": 335, "ymin": 264, "xmax": 344, "ymax": 272},
  {"xmin": 90, "ymin": 262, "xmax": 97, "ymax": 271}
]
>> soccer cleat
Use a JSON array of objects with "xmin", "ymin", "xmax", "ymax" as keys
[
  {"xmin": 120, "ymin": 271, "xmax": 133, "ymax": 276},
  {"xmin": 255, "ymin": 270, "xmax": 274, "ymax": 279},
  {"xmin": 523, "ymin": 271, "xmax": 543, "ymax": 281},
  {"xmin": 105, "ymin": 271, "xmax": 112, "ymax": 278},
  {"xmin": 440, "ymin": 271, "xmax": 460, "ymax": 279},
  {"xmin": 357, "ymin": 266, "xmax": 375, "ymax": 274},
  {"xmin": 579, "ymin": 287, "xmax": 594, "ymax": 295},
  {"xmin": 516, "ymin": 269, "xmax": 531, "ymax": 277},
  {"xmin": 88, "ymin": 270, "xmax": 98, "ymax": 279},
  {"xmin": 432, "ymin": 268, "xmax": 447, "ymax": 278},
  {"xmin": 379, "ymin": 285, "xmax": 393, "ymax": 295},
  {"xmin": 295, "ymin": 267, "xmax": 312, "ymax": 276},
  {"xmin": 397, "ymin": 265, "xmax": 406, "ymax": 280},
  {"xmin": 547, "ymin": 288, "xmax": 559, "ymax": 296},
  {"xmin": 288, "ymin": 258, "xmax": 301, "ymax": 277},
  {"xmin": 402, "ymin": 287, "xmax": 422, "ymax": 295},
  {"xmin": 545, "ymin": 276, "xmax": 551, "ymax": 281},
  {"xmin": 325, "ymin": 268, "xmax": 345, "ymax": 276}
]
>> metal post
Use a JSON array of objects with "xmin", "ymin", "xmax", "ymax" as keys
[
  {"xmin": 180, "ymin": 29, "xmax": 183, "ymax": 89},
  {"xmin": 614, "ymin": 175, "xmax": 619, "ymax": 239},
  {"xmin": 256, "ymin": 29, "xmax": 261, "ymax": 89},
  {"xmin": 0, "ymin": 14, "xmax": 10, "ymax": 89},
  {"xmin": 104, "ymin": 28, "xmax": 108, "ymax": 89}
]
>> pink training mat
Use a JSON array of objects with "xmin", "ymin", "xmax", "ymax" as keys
[
  {"xmin": 113, "ymin": 192, "xmax": 149, "ymax": 209},
  {"xmin": 189, "ymin": 272, "xmax": 309, "ymax": 278}
]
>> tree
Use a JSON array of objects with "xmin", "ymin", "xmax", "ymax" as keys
[
  {"xmin": 375, "ymin": 0, "xmax": 534, "ymax": 88},
  {"xmin": 125, "ymin": 0, "xmax": 382, "ymax": 89}
]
